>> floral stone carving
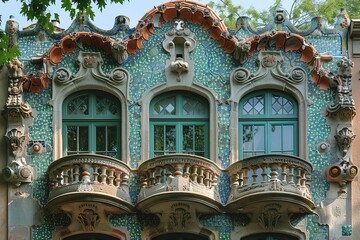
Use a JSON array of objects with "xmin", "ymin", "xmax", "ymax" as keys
[{"xmin": 335, "ymin": 128, "xmax": 356, "ymax": 157}]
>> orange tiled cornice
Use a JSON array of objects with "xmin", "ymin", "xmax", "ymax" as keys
[{"xmin": 244, "ymin": 31, "xmax": 335, "ymax": 90}]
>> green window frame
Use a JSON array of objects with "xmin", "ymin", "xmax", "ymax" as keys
[
  {"xmin": 62, "ymin": 90, "xmax": 121, "ymax": 158},
  {"xmin": 239, "ymin": 90, "xmax": 298, "ymax": 159},
  {"xmin": 150, "ymin": 91, "xmax": 209, "ymax": 158}
]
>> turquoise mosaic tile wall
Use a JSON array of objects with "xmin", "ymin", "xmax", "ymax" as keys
[{"xmin": 16, "ymin": 17, "xmax": 342, "ymax": 240}]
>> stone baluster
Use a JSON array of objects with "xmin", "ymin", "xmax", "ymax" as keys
[
  {"xmin": 56, "ymin": 170, "xmax": 63, "ymax": 187},
  {"xmin": 192, "ymin": 165, "xmax": 198, "ymax": 182},
  {"xmin": 239, "ymin": 171, "xmax": 244, "ymax": 187},
  {"xmin": 281, "ymin": 164, "xmax": 287, "ymax": 184},
  {"xmin": 269, "ymin": 163, "xmax": 279, "ymax": 182},
  {"xmin": 140, "ymin": 175, "xmax": 148, "ymax": 189},
  {"xmin": 243, "ymin": 169, "xmax": 249, "ymax": 187},
  {"xmin": 73, "ymin": 165, "xmax": 80, "ymax": 183},
  {"xmin": 108, "ymin": 168, "xmax": 115, "ymax": 186},
  {"xmin": 184, "ymin": 164, "xmax": 190, "ymax": 178},
  {"xmin": 101, "ymin": 166, "xmax": 107, "ymax": 184},
  {"xmin": 261, "ymin": 165, "xmax": 267, "ymax": 184},
  {"xmin": 251, "ymin": 166, "xmax": 258, "ymax": 185},
  {"xmin": 62, "ymin": 168, "xmax": 69, "ymax": 185},
  {"xmin": 148, "ymin": 169, "xmax": 155, "ymax": 186},
  {"xmin": 115, "ymin": 170, "xmax": 122, "ymax": 187},
  {"xmin": 199, "ymin": 167, "xmax": 205, "ymax": 185},
  {"xmin": 93, "ymin": 165, "xmax": 99, "ymax": 184},
  {"xmin": 204, "ymin": 169, "xmax": 210, "ymax": 187},
  {"xmin": 288, "ymin": 165, "xmax": 295, "ymax": 185},
  {"xmin": 155, "ymin": 167, "xmax": 162, "ymax": 185},
  {"xmin": 212, "ymin": 174, "xmax": 218, "ymax": 187},
  {"xmin": 174, "ymin": 163, "xmax": 184, "ymax": 177},
  {"xmin": 296, "ymin": 167, "xmax": 302, "ymax": 187},
  {"xmin": 164, "ymin": 166, "xmax": 172, "ymax": 182}
]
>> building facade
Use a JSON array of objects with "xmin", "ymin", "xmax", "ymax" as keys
[{"xmin": 0, "ymin": 1, "xmax": 359, "ymax": 239}]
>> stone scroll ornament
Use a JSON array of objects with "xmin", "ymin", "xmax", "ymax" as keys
[
  {"xmin": 325, "ymin": 57, "xmax": 358, "ymax": 192},
  {"xmin": 2, "ymin": 58, "xmax": 34, "ymax": 186}
]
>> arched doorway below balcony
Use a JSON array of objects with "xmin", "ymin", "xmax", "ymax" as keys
[
  {"xmin": 152, "ymin": 233, "xmax": 209, "ymax": 240},
  {"xmin": 64, "ymin": 233, "xmax": 120, "ymax": 240},
  {"xmin": 241, "ymin": 233, "xmax": 299, "ymax": 240}
]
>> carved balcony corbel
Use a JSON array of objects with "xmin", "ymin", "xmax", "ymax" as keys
[{"xmin": 326, "ymin": 57, "xmax": 356, "ymax": 120}]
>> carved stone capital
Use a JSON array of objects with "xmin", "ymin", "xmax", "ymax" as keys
[
  {"xmin": 168, "ymin": 203, "xmax": 192, "ymax": 231},
  {"xmin": 6, "ymin": 128, "xmax": 26, "ymax": 157}
]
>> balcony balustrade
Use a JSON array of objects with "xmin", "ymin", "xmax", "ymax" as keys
[
  {"xmin": 226, "ymin": 154, "xmax": 315, "ymax": 213},
  {"xmin": 46, "ymin": 154, "xmax": 134, "ymax": 213},
  {"xmin": 136, "ymin": 154, "xmax": 223, "ymax": 213}
]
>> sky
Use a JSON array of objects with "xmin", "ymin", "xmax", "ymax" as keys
[{"xmin": 0, "ymin": 0, "xmax": 293, "ymax": 30}]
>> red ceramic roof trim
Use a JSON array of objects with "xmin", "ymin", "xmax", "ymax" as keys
[{"xmin": 246, "ymin": 31, "xmax": 333, "ymax": 90}]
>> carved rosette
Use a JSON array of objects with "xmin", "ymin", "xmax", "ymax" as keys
[{"xmin": 54, "ymin": 68, "xmax": 72, "ymax": 85}]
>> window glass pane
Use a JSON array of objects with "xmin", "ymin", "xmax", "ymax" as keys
[
  {"xmin": 195, "ymin": 125, "xmax": 205, "ymax": 152},
  {"xmin": 165, "ymin": 126, "xmax": 176, "ymax": 153},
  {"xmin": 242, "ymin": 95, "xmax": 264, "ymax": 115},
  {"xmin": 271, "ymin": 95, "xmax": 294, "ymax": 115},
  {"xmin": 107, "ymin": 126, "xmax": 118, "ymax": 156},
  {"xmin": 153, "ymin": 96, "xmax": 176, "ymax": 115},
  {"xmin": 182, "ymin": 96, "xmax": 206, "ymax": 116},
  {"xmin": 182, "ymin": 125, "xmax": 194, "ymax": 153},
  {"xmin": 243, "ymin": 125, "xmax": 265, "ymax": 157},
  {"xmin": 79, "ymin": 126, "xmax": 89, "ymax": 151},
  {"xmin": 96, "ymin": 126, "xmax": 106, "ymax": 151},
  {"xmin": 271, "ymin": 124, "xmax": 282, "ymax": 152},
  {"xmin": 67, "ymin": 95, "xmax": 89, "ymax": 115},
  {"xmin": 67, "ymin": 126, "xmax": 77, "ymax": 151},
  {"xmin": 154, "ymin": 125, "xmax": 165, "ymax": 153},
  {"xmin": 283, "ymin": 125, "xmax": 294, "ymax": 151},
  {"xmin": 96, "ymin": 95, "xmax": 119, "ymax": 116}
]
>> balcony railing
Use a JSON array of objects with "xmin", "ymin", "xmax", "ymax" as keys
[
  {"xmin": 46, "ymin": 154, "xmax": 133, "ymax": 213},
  {"xmin": 226, "ymin": 154, "xmax": 315, "ymax": 212},
  {"xmin": 136, "ymin": 154, "xmax": 223, "ymax": 212}
]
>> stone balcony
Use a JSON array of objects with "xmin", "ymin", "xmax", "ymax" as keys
[
  {"xmin": 136, "ymin": 154, "xmax": 223, "ymax": 214},
  {"xmin": 46, "ymin": 154, "xmax": 134, "ymax": 214},
  {"xmin": 226, "ymin": 154, "xmax": 315, "ymax": 214}
]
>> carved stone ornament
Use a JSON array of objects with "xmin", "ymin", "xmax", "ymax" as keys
[
  {"xmin": 168, "ymin": 203, "xmax": 191, "ymax": 231},
  {"xmin": 77, "ymin": 208, "xmax": 100, "ymax": 231},
  {"xmin": 258, "ymin": 204, "xmax": 282, "ymax": 231},
  {"xmin": 111, "ymin": 40, "xmax": 128, "ymax": 64},
  {"xmin": 170, "ymin": 57, "xmax": 189, "ymax": 81},
  {"xmin": 326, "ymin": 57, "xmax": 356, "ymax": 120},
  {"xmin": 163, "ymin": 20, "xmax": 196, "ymax": 84},
  {"xmin": 6, "ymin": 128, "xmax": 26, "ymax": 157},
  {"xmin": 233, "ymin": 39, "xmax": 251, "ymax": 64},
  {"xmin": 335, "ymin": 128, "xmax": 356, "ymax": 156},
  {"xmin": 326, "ymin": 160, "xmax": 358, "ymax": 193},
  {"xmin": 231, "ymin": 51, "xmax": 306, "ymax": 86},
  {"xmin": 54, "ymin": 51, "xmax": 130, "ymax": 90},
  {"xmin": 2, "ymin": 158, "xmax": 33, "ymax": 186}
]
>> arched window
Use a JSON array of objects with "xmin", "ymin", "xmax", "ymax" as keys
[
  {"xmin": 239, "ymin": 90, "xmax": 298, "ymax": 159},
  {"xmin": 241, "ymin": 233, "xmax": 299, "ymax": 240},
  {"xmin": 63, "ymin": 90, "xmax": 121, "ymax": 158},
  {"xmin": 64, "ymin": 233, "xmax": 120, "ymax": 240},
  {"xmin": 152, "ymin": 233, "xmax": 209, "ymax": 240},
  {"xmin": 150, "ymin": 91, "xmax": 209, "ymax": 158}
]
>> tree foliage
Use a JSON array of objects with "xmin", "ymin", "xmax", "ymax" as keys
[{"xmin": 209, "ymin": 0, "xmax": 360, "ymax": 29}]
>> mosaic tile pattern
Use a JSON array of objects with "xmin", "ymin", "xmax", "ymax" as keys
[{"xmin": 13, "ymin": 15, "xmax": 345, "ymax": 240}]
